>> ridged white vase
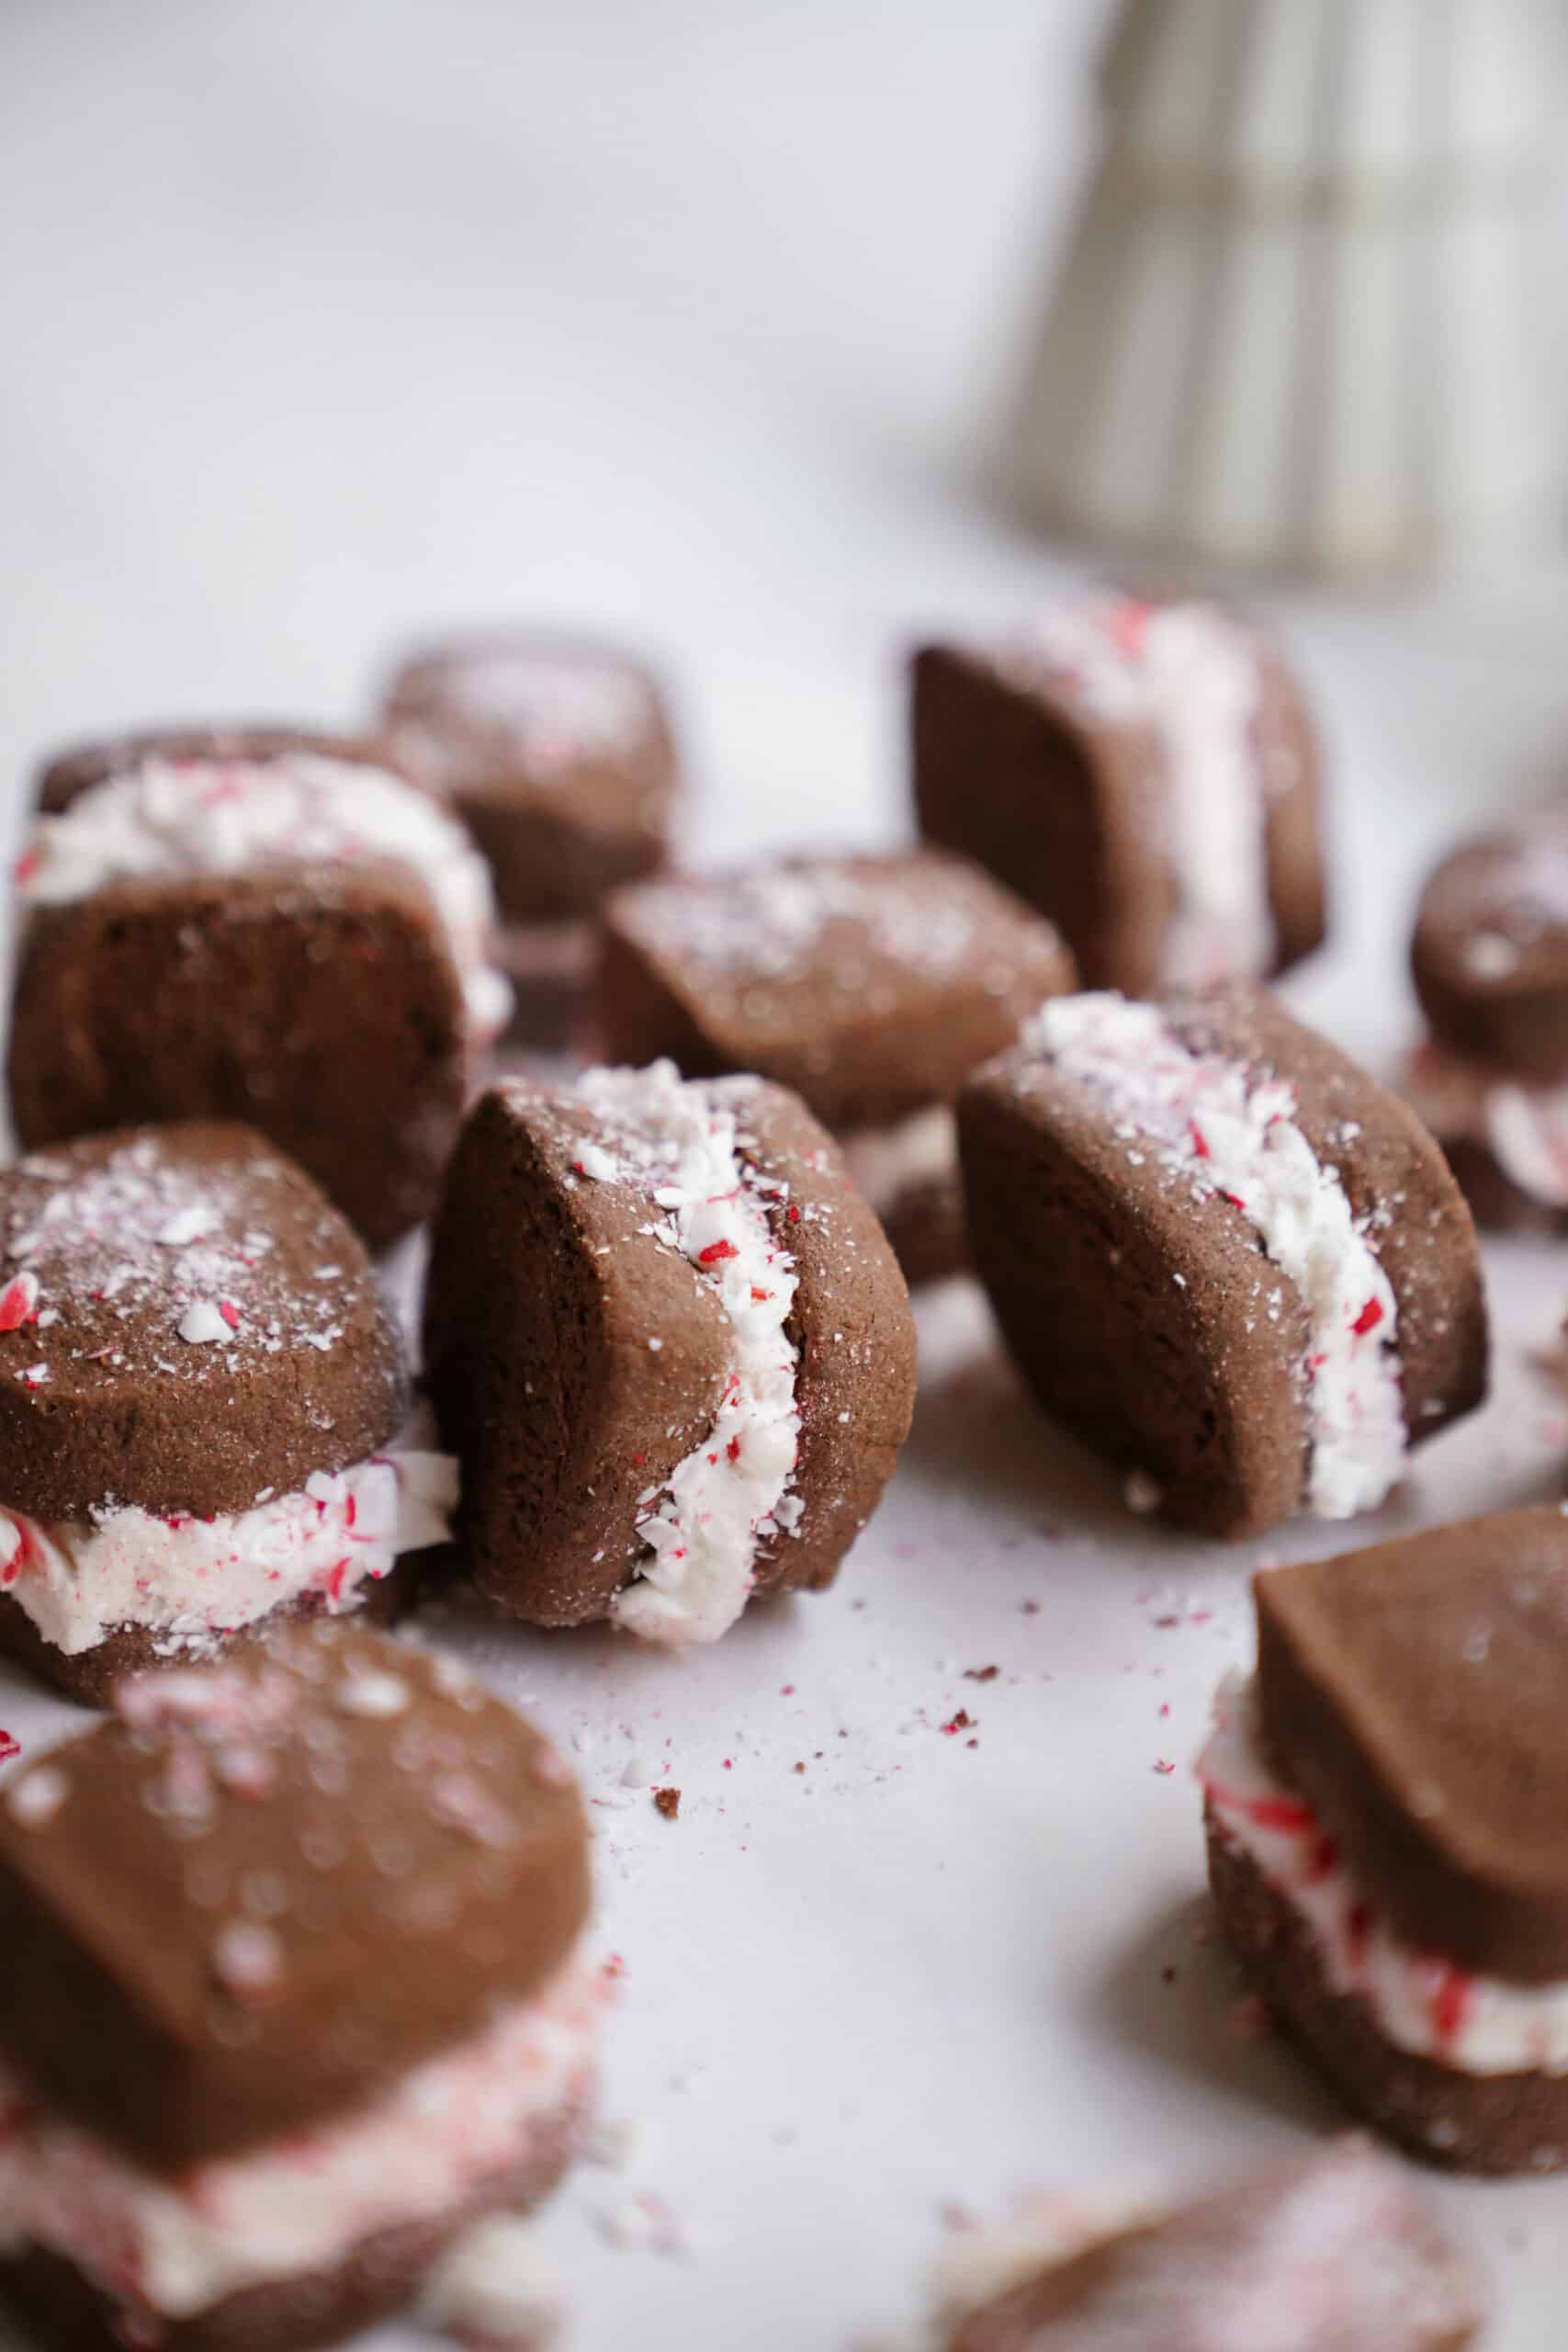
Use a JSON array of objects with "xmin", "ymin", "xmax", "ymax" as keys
[{"xmin": 1009, "ymin": 0, "xmax": 1565, "ymax": 578}]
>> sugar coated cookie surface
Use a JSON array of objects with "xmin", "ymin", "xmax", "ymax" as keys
[
  {"xmin": 596, "ymin": 849, "xmax": 1075, "ymax": 1282},
  {"xmin": 380, "ymin": 633, "xmax": 679, "ymax": 924}
]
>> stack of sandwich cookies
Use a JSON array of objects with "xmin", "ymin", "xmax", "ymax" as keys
[
  {"xmin": 10, "ymin": 726, "xmax": 510, "ymax": 1248},
  {"xmin": 379, "ymin": 634, "xmax": 680, "ymax": 1047},
  {"xmin": 1204, "ymin": 1508, "xmax": 1568, "ymax": 2173},
  {"xmin": 933, "ymin": 2140, "xmax": 1481, "ymax": 2351},
  {"xmin": 911, "ymin": 591, "xmax": 1325, "ymax": 994},
  {"xmin": 423, "ymin": 1059, "xmax": 917, "ymax": 1642},
  {"xmin": 958, "ymin": 985, "xmax": 1486, "ymax": 1537},
  {"xmin": 0, "ymin": 1624, "xmax": 599, "ymax": 2352},
  {"xmin": 1405, "ymin": 801, "xmax": 1568, "ymax": 1228},
  {"xmin": 0, "ymin": 1123, "xmax": 455, "ymax": 1702},
  {"xmin": 595, "ymin": 850, "xmax": 1076, "ymax": 1282}
]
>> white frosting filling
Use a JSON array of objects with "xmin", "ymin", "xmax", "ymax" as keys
[
  {"xmin": 1201, "ymin": 1673, "xmax": 1568, "ymax": 2078},
  {"xmin": 19, "ymin": 752, "xmax": 512, "ymax": 1043},
  {"xmin": 1404, "ymin": 1039, "xmax": 1568, "ymax": 1207},
  {"xmin": 839, "ymin": 1104, "xmax": 957, "ymax": 1215},
  {"xmin": 1026, "ymin": 596, "xmax": 1277, "ymax": 988},
  {"xmin": 0, "ymin": 1951, "xmax": 603, "ymax": 2320},
  {"xmin": 1026, "ymin": 995, "xmax": 1405, "ymax": 1519},
  {"xmin": 0, "ymin": 1451, "xmax": 457, "ymax": 1657},
  {"xmin": 421, "ymin": 2214, "xmax": 564, "ymax": 2349},
  {"xmin": 573, "ymin": 1061, "xmax": 802, "ymax": 1645}
]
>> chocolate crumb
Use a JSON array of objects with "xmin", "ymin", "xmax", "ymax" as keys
[{"xmin": 652, "ymin": 1787, "xmax": 681, "ymax": 1819}]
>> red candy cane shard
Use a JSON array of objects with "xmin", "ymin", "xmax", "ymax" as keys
[{"xmin": 0, "ymin": 1274, "xmax": 39, "ymax": 1333}]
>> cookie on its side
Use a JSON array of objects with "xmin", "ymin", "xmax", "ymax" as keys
[
  {"xmin": 1404, "ymin": 800, "xmax": 1568, "ymax": 1230},
  {"xmin": 911, "ymin": 590, "xmax": 1325, "ymax": 995},
  {"xmin": 0, "ymin": 1625, "xmax": 601, "ymax": 2352},
  {"xmin": 1204, "ymin": 1509, "xmax": 1568, "ymax": 2173},
  {"xmin": 933, "ymin": 2140, "xmax": 1480, "ymax": 2351},
  {"xmin": 0, "ymin": 1123, "xmax": 455, "ymax": 1702},
  {"xmin": 379, "ymin": 633, "xmax": 680, "ymax": 1048},
  {"xmin": 423, "ymin": 1060, "xmax": 917, "ymax": 1643},
  {"xmin": 595, "ymin": 849, "xmax": 1077, "ymax": 1283},
  {"xmin": 958, "ymin": 985, "xmax": 1486, "ymax": 1537},
  {"xmin": 9, "ymin": 726, "xmax": 510, "ymax": 1249}
]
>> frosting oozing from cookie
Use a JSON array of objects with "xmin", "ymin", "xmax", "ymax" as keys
[
  {"xmin": 1010, "ymin": 596, "xmax": 1278, "ymax": 989},
  {"xmin": 0, "ymin": 1949, "xmax": 604, "ymax": 2321},
  {"xmin": 573, "ymin": 1061, "xmax": 802, "ymax": 1645},
  {"xmin": 1201, "ymin": 1672, "xmax": 1568, "ymax": 2075},
  {"xmin": 1024, "ymin": 994, "xmax": 1404, "ymax": 1517},
  {"xmin": 0, "ymin": 1450, "xmax": 456, "ymax": 1658}
]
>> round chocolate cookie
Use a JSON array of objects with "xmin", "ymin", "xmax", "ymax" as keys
[
  {"xmin": 9, "ymin": 725, "xmax": 511, "ymax": 1249},
  {"xmin": 423, "ymin": 1062, "xmax": 918, "ymax": 1641},
  {"xmin": 1204, "ymin": 1510, "xmax": 1568, "ymax": 2176},
  {"xmin": 0, "ymin": 1124, "xmax": 455, "ymax": 1699},
  {"xmin": 379, "ymin": 632, "xmax": 679, "ymax": 923},
  {"xmin": 0, "ymin": 1623, "xmax": 599, "ymax": 2352},
  {"xmin": 958, "ymin": 985, "xmax": 1486, "ymax": 1538},
  {"xmin": 940, "ymin": 2139, "xmax": 1481, "ymax": 2349},
  {"xmin": 594, "ymin": 848, "xmax": 1076, "ymax": 1283},
  {"xmin": 912, "ymin": 591, "xmax": 1325, "ymax": 996},
  {"xmin": 1412, "ymin": 800, "xmax": 1568, "ymax": 1081}
]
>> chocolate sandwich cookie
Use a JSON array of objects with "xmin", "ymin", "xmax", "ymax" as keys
[
  {"xmin": 1405, "ymin": 799, "xmax": 1568, "ymax": 1229},
  {"xmin": 935, "ymin": 2140, "xmax": 1480, "ymax": 2351},
  {"xmin": 1202, "ymin": 1507, "xmax": 1568, "ymax": 2172},
  {"xmin": 0, "ymin": 1624, "xmax": 601, "ymax": 2351},
  {"xmin": 911, "ymin": 590, "xmax": 1325, "ymax": 995},
  {"xmin": 9, "ymin": 725, "xmax": 511, "ymax": 1249},
  {"xmin": 379, "ymin": 634, "xmax": 679, "ymax": 1047},
  {"xmin": 958, "ymin": 985, "xmax": 1486, "ymax": 1537},
  {"xmin": 594, "ymin": 850, "xmax": 1076, "ymax": 1283},
  {"xmin": 0, "ymin": 1123, "xmax": 456, "ymax": 1702},
  {"xmin": 423, "ymin": 1059, "xmax": 917, "ymax": 1642}
]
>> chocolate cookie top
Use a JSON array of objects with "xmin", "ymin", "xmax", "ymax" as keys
[
  {"xmin": 380, "ymin": 634, "xmax": 671, "ymax": 801},
  {"xmin": 597, "ymin": 849, "xmax": 1076, "ymax": 1128},
  {"xmin": 33, "ymin": 724, "xmax": 405, "ymax": 819},
  {"xmin": 1412, "ymin": 802, "xmax": 1568, "ymax": 1080},
  {"xmin": 945, "ymin": 2141, "xmax": 1480, "ymax": 2352},
  {"xmin": 0, "ymin": 1622, "xmax": 592, "ymax": 2169},
  {"xmin": 0, "ymin": 1124, "xmax": 405, "ymax": 1520},
  {"xmin": 1257, "ymin": 1506, "xmax": 1568, "ymax": 1985}
]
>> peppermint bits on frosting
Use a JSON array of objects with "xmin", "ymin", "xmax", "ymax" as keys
[
  {"xmin": 575, "ymin": 1060, "xmax": 803, "ymax": 1645},
  {"xmin": 1027, "ymin": 993, "xmax": 1406, "ymax": 1518}
]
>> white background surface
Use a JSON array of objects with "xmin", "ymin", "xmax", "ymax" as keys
[{"xmin": 4, "ymin": 2, "xmax": 1568, "ymax": 2345}]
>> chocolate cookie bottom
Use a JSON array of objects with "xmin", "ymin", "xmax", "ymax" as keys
[
  {"xmin": 1207, "ymin": 1808, "xmax": 1568, "ymax": 2177},
  {"xmin": 877, "ymin": 1174, "xmax": 968, "ymax": 1288},
  {"xmin": 1432, "ymin": 1136, "xmax": 1568, "ymax": 1238},
  {"xmin": 0, "ymin": 2085, "xmax": 590, "ymax": 2352}
]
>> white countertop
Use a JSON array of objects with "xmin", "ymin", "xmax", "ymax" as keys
[{"xmin": 4, "ymin": 3, "xmax": 1568, "ymax": 2345}]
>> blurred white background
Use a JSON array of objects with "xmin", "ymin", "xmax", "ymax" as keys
[
  {"xmin": 5, "ymin": 0, "xmax": 1568, "ymax": 1080},
  {"xmin": 5, "ymin": 9, "xmax": 1568, "ymax": 2350}
]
